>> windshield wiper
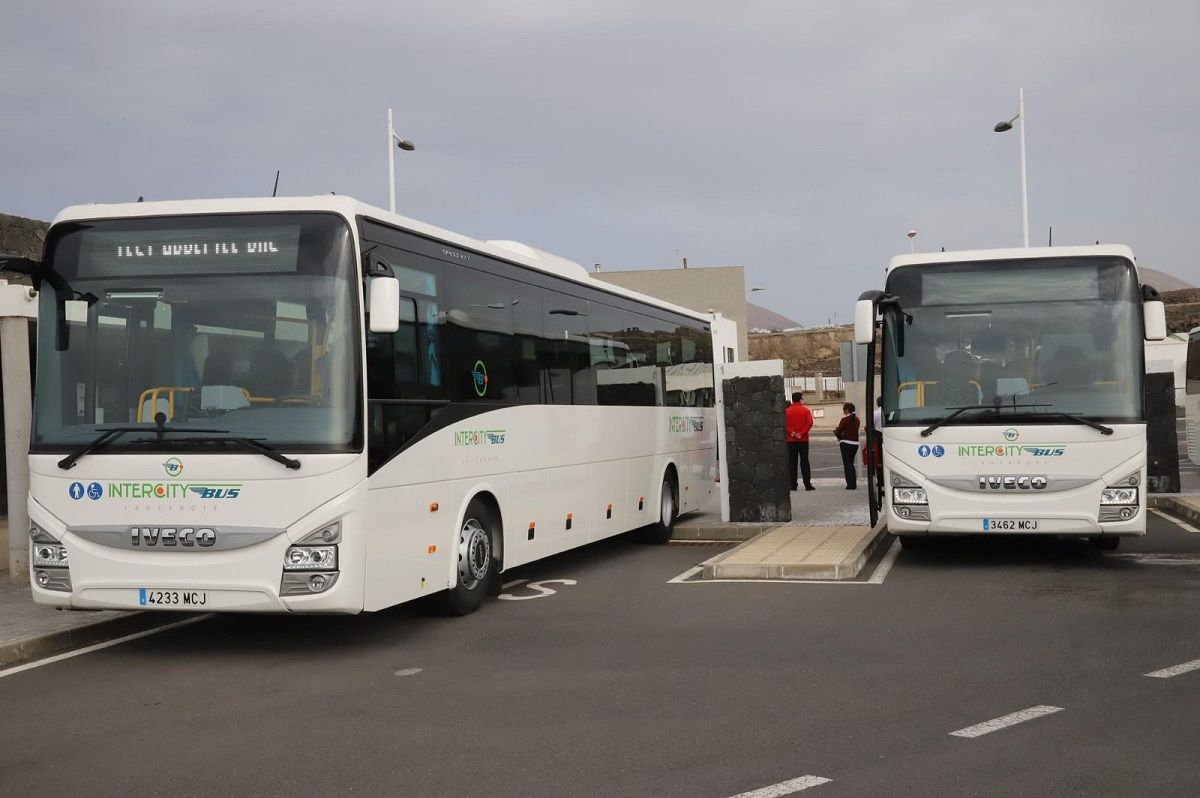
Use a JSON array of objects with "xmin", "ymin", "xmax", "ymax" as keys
[
  {"xmin": 58, "ymin": 424, "xmax": 227, "ymax": 470},
  {"xmin": 1037, "ymin": 412, "xmax": 1114, "ymax": 436},
  {"xmin": 919, "ymin": 403, "xmax": 1052, "ymax": 438},
  {"xmin": 171, "ymin": 436, "xmax": 302, "ymax": 470}
]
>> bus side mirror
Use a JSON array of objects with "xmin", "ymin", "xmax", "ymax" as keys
[
  {"xmin": 854, "ymin": 299, "xmax": 875, "ymax": 345},
  {"xmin": 1143, "ymin": 300, "xmax": 1166, "ymax": 341},
  {"xmin": 369, "ymin": 276, "xmax": 401, "ymax": 334}
]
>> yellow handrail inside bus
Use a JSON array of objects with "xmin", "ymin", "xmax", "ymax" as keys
[{"xmin": 136, "ymin": 387, "xmax": 193, "ymax": 422}]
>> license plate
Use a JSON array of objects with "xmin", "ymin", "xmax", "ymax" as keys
[
  {"xmin": 983, "ymin": 518, "xmax": 1039, "ymax": 532},
  {"xmin": 138, "ymin": 588, "xmax": 208, "ymax": 607}
]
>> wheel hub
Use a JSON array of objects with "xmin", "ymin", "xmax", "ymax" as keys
[{"xmin": 458, "ymin": 518, "xmax": 491, "ymax": 590}]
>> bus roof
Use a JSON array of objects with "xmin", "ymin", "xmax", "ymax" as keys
[
  {"xmin": 50, "ymin": 195, "xmax": 715, "ymax": 325},
  {"xmin": 887, "ymin": 244, "xmax": 1137, "ymax": 273}
]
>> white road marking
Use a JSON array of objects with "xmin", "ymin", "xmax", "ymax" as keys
[
  {"xmin": 501, "ymin": 579, "xmax": 527, "ymax": 589},
  {"xmin": 1145, "ymin": 658, "xmax": 1200, "ymax": 679},
  {"xmin": 667, "ymin": 566, "xmax": 703, "ymax": 583},
  {"xmin": 0, "ymin": 614, "xmax": 211, "ymax": 679},
  {"xmin": 1150, "ymin": 508, "xmax": 1200, "ymax": 534},
  {"xmin": 498, "ymin": 578, "xmax": 577, "ymax": 601},
  {"xmin": 1105, "ymin": 553, "xmax": 1200, "ymax": 566},
  {"xmin": 949, "ymin": 705, "xmax": 1063, "ymax": 738},
  {"xmin": 867, "ymin": 539, "xmax": 901, "ymax": 584},
  {"xmin": 728, "ymin": 775, "xmax": 831, "ymax": 797},
  {"xmin": 394, "ymin": 667, "xmax": 423, "ymax": 677}
]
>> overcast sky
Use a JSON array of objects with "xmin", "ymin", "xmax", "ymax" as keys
[{"xmin": 4, "ymin": 1, "xmax": 1198, "ymax": 325}]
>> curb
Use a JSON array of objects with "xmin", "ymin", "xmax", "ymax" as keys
[
  {"xmin": 0, "ymin": 611, "xmax": 201, "ymax": 669},
  {"xmin": 672, "ymin": 523, "xmax": 773, "ymax": 542},
  {"xmin": 1149, "ymin": 494, "xmax": 1200, "ymax": 527}
]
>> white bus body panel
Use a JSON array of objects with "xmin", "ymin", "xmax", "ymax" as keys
[
  {"xmin": 29, "ymin": 454, "xmax": 367, "ymax": 612},
  {"xmin": 364, "ymin": 405, "xmax": 716, "ymax": 611},
  {"xmin": 883, "ymin": 424, "xmax": 1146, "ymax": 537}
]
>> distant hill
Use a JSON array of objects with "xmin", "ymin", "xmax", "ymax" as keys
[
  {"xmin": 0, "ymin": 213, "xmax": 48, "ymax": 260},
  {"xmin": 747, "ymin": 301, "xmax": 802, "ymax": 332},
  {"xmin": 1141, "ymin": 267, "xmax": 1193, "ymax": 292}
]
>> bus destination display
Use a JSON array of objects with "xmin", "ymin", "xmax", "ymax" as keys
[{"xmin": 78, "ymin": 225, "xmax": 301, "ymax": 276}]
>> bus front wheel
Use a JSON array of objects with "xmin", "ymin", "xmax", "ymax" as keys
[{"xmin": 438, "ymin": 498, "xmax": 497, "ymax": 616}]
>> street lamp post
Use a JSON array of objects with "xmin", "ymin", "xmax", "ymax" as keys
[
  {"xmin": 907, "ymin": 229, "xmax": 917, "ymax": 253},
  {"xmin": 993, "ymin": 88, "xmax": 1029, "ymax": 247},
  {"xmin": 386, "ymin": 108, "xmax": 415, "ymax": 214}
]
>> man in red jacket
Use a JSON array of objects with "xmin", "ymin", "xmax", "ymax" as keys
[{"xmin": 786, "ymin": 392, "xmax": 815, "ymax": 491}]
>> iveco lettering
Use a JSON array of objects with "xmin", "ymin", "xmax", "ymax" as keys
[
  {"xmin": 855, "ymin": 245, "xmax": 1167, "ymax": 548},
  {"xmin": 12, "ymin": 196, "xmax": 722, "ymax": 614}
]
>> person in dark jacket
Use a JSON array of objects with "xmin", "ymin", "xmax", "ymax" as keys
[{"xmin": 834, "ymin": 402, "xmax": 861, "ymax": 490}]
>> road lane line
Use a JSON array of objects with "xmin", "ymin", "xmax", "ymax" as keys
[
  {"xmin": 949, "ymin": 705, "xmax": 1063, "ymax": 738},
  {"xmin": 1145, "ymin": 658, "xmax": 1200, "ymax": 678},
  {"xmin": 1150, "ymin": 509, "xmax": 1200, "ymax": 534},
  {"xmin": 728, "ymin": 775, "xmax": 831, "ymax": 797},
  {"xmin": 667, "ymin": 566, "xmax": 702, "ymax": 583},
  {"xmin": 0, "ymin": 614, "xmax": 212, "ymax": 679},
  {"xmin": 867, "ymin": 539, "xmax": 901, "ymax": 584},
  {"xmin": 501, "ymin": 579, "xmax": 527, "ymax": 589}
]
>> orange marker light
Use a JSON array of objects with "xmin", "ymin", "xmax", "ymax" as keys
[
  {"xmin": 428, "ymin": 545, "xmax": 437, "ymax": 554},
  {"xmin": 429, "ymin": 501, "xmax": 439, "ymax": 512}
]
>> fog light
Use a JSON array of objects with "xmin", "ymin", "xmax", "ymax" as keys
[
  {"xmin": 280, "ymin": 571, "xmax": 339, "ymax": 596},
  {"xmin": 309, "ymin": 574, "xmax": 326, "ymax": 591},
  {"xmin": 1119, "ymin": 506, "xmax": 1134, "ymax": 520},
  {"xmin": 36, "ymin": 570, "xmax": 49, "ymax": 586},
  {"xmin": 898, "ymin": 506, "xmax": 911, "ymax": 518}
]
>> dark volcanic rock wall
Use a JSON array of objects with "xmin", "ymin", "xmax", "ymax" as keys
[
  {"xmin": 0, "ymin": 214, "xmax": 48, "ymax": 260},
  {"xmin": 723, "ymin": 375, "xmax": 791, "ymax": 523}
]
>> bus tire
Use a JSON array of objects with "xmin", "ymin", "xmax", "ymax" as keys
[
  {"xmin": 437, "ymin": 498, "xmax": 497, "ymax": 616},
  {"xmin": 1090, "ymin": 536, "xmax": 1120, "ymax": 551},
  {"xmin": 638, "ymin": 473, "xmax": 678, "ymax": 545}
]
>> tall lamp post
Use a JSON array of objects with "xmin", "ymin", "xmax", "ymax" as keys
[
  {"xmin": 387, "ymin": 108, "xmax": 415, "ymax": 214},
  {"xmin": 993, "ymin": 88, "xmax": 1029, "ymax": 247}
]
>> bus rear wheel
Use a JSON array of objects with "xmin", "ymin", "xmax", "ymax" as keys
[
  {"xmin": 438, "ymin": 499, "xmax": 497, "ymax": 616},
  {"xmin": 637, "ymin": 474, "xmax": 677, "ymax": 545}
]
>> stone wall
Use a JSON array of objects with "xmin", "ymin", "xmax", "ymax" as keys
[
  {"xmin": 723, "ymin": 375, "xmax": 791, "ymax": 522},
  {"xmin": 0, "ymin": 214, "xmax": 48, "ymax": 261}
]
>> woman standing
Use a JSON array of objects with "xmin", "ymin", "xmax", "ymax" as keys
[{"xmin": 834, "ymin": 402, "xmax": 861, "ymax": 490}]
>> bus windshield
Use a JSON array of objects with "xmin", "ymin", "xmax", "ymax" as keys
[
  {"xmin": 882, "ymin": 256, "xmax": 1142, "ymax": 426},
  {"xmin": 32, "ymin": 212, "xmax": 361, "ymax": 453}
]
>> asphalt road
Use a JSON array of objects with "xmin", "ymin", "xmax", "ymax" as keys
[{"xmin": 3, "ymin": 513, "xmax": 1200, "ymax": 797}]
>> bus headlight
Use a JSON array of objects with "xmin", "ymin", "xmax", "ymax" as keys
[
  {"xmin": 33, "ymin": 544, "xmax": 69, "ymax": 567},
  {"xmin": 892, "ymin": 487, "xmax": 928, "ymax": 505},
  {"xmin": 1101, "ymin": 487, "xmax": 1138, "ymax": 505},
  {"xmin": 283, "ymin": 546, "xmax": 338, "ymax": 570}
]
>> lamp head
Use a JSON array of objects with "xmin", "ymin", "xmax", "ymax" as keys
[
  {"xmin": 397, "ymin": 140, "xmax": 415, "ymax": 151},
  {"xmin": 993, "ymin": 121, "xmax": 1013, "ymax": 133},
  {"xmin": 906, "ymin": 230, "xmax": 917, "ymax": 239}
]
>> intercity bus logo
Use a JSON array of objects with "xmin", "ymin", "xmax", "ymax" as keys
[
  {"xmin": 455, "ymin": 429, "xmax": 506, "ymax": 446},
  {"xmin": 1003, "ymin": 428, "xmax": 1019, "ymax": 441},
  {"xmin": 668, "ymin": 416, "xmax": 704, "ymax": 433},
  {"xmin": 472, "ymin": 360, "xmax": 489, "ymax": 397},
  {"xmin": 163, "ymin": 457, "xmax": 184, "ymax": 477},
  {"xmin": 957, "ymin": 445, "xmax": 1066, "ymax": 457},
  {"xmin": 104, "ymin": 482, "xmax": 243, "ymax": 500}
]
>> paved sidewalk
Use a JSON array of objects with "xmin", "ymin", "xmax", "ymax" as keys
[
  {"xmin": 0, "ymin": 578, "xmax": 152, "ymax": 667},
  {"xmin": 673, "ymin": 477, "xmax": 871, "ymax": 540},
  {"xmin": 702, "ymin": 523, "xmax": 884, "ymax": 580}
]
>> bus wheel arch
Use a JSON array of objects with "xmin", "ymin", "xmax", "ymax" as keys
[
  {"xmin": 638, "ymin": 463, "xmax": 678, "ymax": 544},
  {"xmin": 438, "ymin": 492, "xmax": 502, "ymax": 615}
]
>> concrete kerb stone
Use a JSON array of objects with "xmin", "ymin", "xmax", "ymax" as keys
[
  {"xmin": 0, "ymin": 611, "xmax": 197, "ymax": 669},
  {"xmin": 1149, "ymin": 494, "xmax": 1200, "ymax": 527}
]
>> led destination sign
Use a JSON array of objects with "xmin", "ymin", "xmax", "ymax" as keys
[{"xmin": 78, "ymin": 225, "xmax": 301, "ymax": 276}]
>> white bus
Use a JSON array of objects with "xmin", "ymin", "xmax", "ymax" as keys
[
  {"xmin": 854, "ymin": 245, "xmax": 1167, "ymax": 548},
  {"xmin": 3, "ymin": 197, "xmax": 718, "ymax": 614}
]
